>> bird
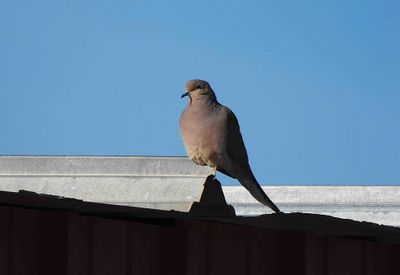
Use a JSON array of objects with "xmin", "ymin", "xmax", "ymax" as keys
[{"xmin": 179, "ymin": 79, "xmax": 281, "ymax": 213}]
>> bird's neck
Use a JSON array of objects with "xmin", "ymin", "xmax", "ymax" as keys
[{"xmin": 188, "ymin": 96, "xmax": 219, "ymax": 111}]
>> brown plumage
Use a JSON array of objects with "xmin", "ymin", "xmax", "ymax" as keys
[{"xmin": 179, "ymin": 79, "xmax": 280, "ymax": 213}]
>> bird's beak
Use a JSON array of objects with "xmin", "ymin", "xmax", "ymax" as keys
[{"xmin": 181, "ymin": 91, "xmax": 190, "ymax": 98}]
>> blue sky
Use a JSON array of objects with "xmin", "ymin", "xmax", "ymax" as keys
[{"xmin": 1, "ymin": 1, "xmax": 399, "ymax": 185}]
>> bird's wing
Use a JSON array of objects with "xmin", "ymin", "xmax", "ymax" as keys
[
  {"xmin": 217, "ymin": 106, "xmax": 253, "ymax": 177},
  {"xmin": 221, "ymin": 106, "xmax": 281, "ymax": 212}
]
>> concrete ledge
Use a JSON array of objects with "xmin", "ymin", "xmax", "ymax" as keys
[
  {"xmin": 0, "ymin": 155, "xmax": 211, "ymax": 176},
  {"xmin": 224, "ymin": 186, "xmax": 400, "ymax": 226},
  {"xmin": 0, "ymin": 156, "xmax": 211, "ymax": 212},
  {"xmin": 0, "ymin": 156, "xmax": 399, "ymax": 226}
]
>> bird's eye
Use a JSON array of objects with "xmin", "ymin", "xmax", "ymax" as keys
[{"xmin": 196, "ymin": 85, "xmax": 201, "ymax": 89}]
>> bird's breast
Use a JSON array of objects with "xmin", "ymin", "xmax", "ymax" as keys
[{"xmin": 179, "ymin": 106, "xmax": 227, "ymax": 167}]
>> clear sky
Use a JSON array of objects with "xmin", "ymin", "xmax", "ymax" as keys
[{"xmin": 1, "ymin": 1, "xmax": 399, "ymax": 185}]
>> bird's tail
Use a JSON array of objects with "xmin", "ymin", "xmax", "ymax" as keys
[{"xmin": 238, "ymin": 174, "xmax": 281, "ymax": 213}]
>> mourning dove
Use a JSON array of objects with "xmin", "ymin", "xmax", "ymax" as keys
[{"xmin": 179, "ymin": 79, "xmax": 281, "ymax": 213}]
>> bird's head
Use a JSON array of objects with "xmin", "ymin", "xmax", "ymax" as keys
[{"xmin": 181, "ymin": 79, "xmax": 216, "ymax": 102}]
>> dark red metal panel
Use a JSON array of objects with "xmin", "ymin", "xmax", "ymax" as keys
[
  {"xmin": 1, "ymin": 199, "xmax": 400, "ymax": 274},
  {"xmin": 10, "ymin": 207, "xmax": 40, "ymax": 275},
  {"xmin": 305, "ymin": 233, "xmax": 326, "ymax": 275},
  {"xmin": 325, "ymin": 237, "xmax": 365, "ymax": 275},
  {"xmin": 0, "ymin": 206, "xmax": 12, "ymax": 275},
  {"xmin": 37, "ymin": 210, "xmax": 69, "ymax": 275},
  {"xmin": 128, "ymin": 222, "xmax": 160, "ymax": 275},
  {"xmin": 91, "ymin": 217, "xmax": 128, "ymax": 275},
  {"xmin": 247, "ymin": 226, "xmax": 278, "ymax": 275},
  {"xmin": 276, "ymin": 230, "xmax": 306, "ymax": 275}
]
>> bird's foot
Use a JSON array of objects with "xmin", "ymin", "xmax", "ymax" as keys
[{"xmin": 211, "ymin": 166, "xmax": 217, "ymax": 178}]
